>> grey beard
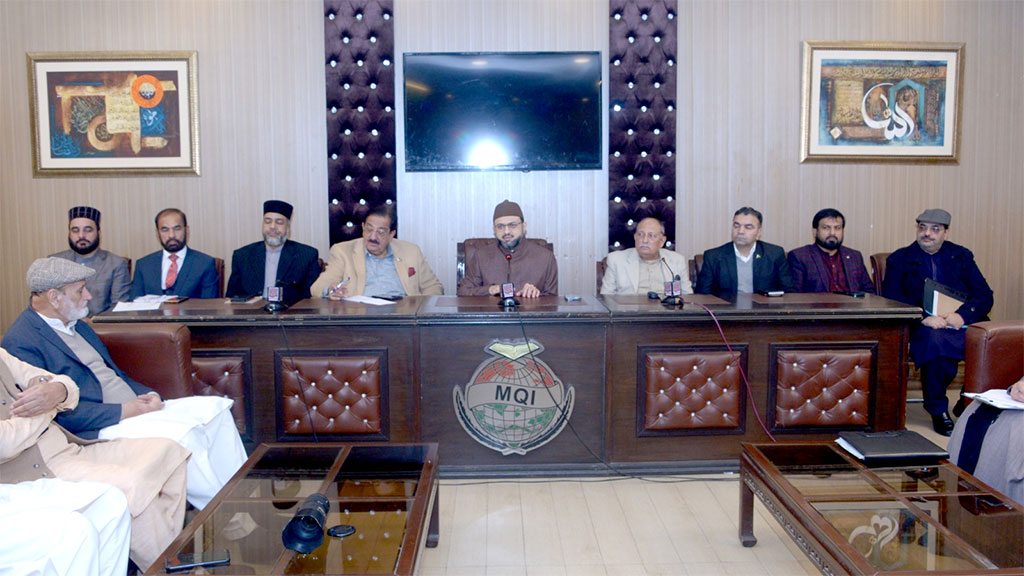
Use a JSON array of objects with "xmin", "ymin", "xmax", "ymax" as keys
[{"xmin": 264, "ymin": 235, "xmax": 285, "ymax": 248}]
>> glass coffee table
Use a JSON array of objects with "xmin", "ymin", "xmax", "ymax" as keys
[
  {"xmin": 740, "ymin": 442, "xmax": 1023, "ymax": 575},
  {"xmin": 147, "ymin": 443, "xmax": 439, "ymax": 575}
]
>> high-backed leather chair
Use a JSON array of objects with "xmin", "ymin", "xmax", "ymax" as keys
[
  {"xmin": 91, "ymin": 322, "xmax": 248, "ymax": 435},
  {"xmin": 91, "ymin": 322, "xmax": 194, "ymax": 399},
  {"xmin": 456, "ymin": 238, "xmax": 554, "ymax": 285},
  {"xmin": 596, "ymin": 257, "xmax": 606, "ymax": 293},
  {"xmin": 213, "ymin": 257, "xmax": 225, "ymax": 298},
  {"xmin": 964, "ymin": 320, "xmax": 1024, "ymax": 399},
  {"xmin": 870, "ymin": 252, "xmax": 890, "ymax": 295}
]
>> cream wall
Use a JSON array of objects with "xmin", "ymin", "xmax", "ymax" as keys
[{"xmin": 0, "ymin": 0, "xmax": 1020, "ymax": 333}]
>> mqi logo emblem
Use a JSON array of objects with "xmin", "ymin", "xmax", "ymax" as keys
[{"xmin": 453, "ymin": 339, "xmax": 574, "ymax": 455}]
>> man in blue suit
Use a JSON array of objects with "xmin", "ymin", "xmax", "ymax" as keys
[
  {"xmin": 130, "ymin": 208, "xmax": 219, "ymax": 299},
  {"xmin": 787, "ymin": 208, "xmax": 875, "ymax": 294},
  {"xmin": 225, "ymin": 200, "xmax": 320, "ymax": 302},
  {"xmin": 4, "ymin": 257, "xmax": 247, "ymax": 509},
  {"xmin": 695, "ymin": 207, "xmax": 794, "ymax": 300}
]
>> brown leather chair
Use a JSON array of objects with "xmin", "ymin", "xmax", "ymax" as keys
[
  {"xmin": 964, "ymin": 321, "xmax": 1024, "ymax": 398},
  {"xmin": 456, "ymin": 238, "xmax": 554, "ymax": 285},
  {"xmin": 692, "ymin": 254, "xmax": 703, "ymax": 285},
  {"xmin": 213, "ymin": 257, "xmax": 226, "ymax": 298},
  {"xmin": 596, "ymin": 257, "xmax": 606, "ymax": 293},
  {"xmin": 91, "ymin": 322, "xmax": 194, "ymax": 399},
  {"xmin": 870, "ymin": 252, "xmax": 890, "ymax": 295}
]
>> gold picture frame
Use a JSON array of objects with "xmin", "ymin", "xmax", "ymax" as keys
[
  {"xmin": 800, "ymin": 41, "xmax": 964, "ymax": 164},
  {"xmin": 27, "ymin": 51, "xmax": 200, "ymax": 177}
]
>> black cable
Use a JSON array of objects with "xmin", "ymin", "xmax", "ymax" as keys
[{"xmin": 278, "ymin": 321, "xmax": 318, "ymax": 443}]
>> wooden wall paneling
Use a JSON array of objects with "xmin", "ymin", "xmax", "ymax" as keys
[{"xmin": 1, "ymin": 1, "xmax": 1020, "ymax": 332}]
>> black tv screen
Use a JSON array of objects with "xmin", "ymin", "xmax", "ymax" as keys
[{"xmin": 403, "ymin": 51, "xmax": 602, "ymax": 172}]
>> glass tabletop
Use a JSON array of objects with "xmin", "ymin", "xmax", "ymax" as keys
[
  {"xmin": 153, "ymin": 443, "xmax": 438, "ymax": 575},
  {"xmin": 745, "ymin": 442, "xmax": 1024, "ymax": 573}
]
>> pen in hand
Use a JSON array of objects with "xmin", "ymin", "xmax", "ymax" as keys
[{"xmin": 328, "ymin": 277, "xmax": 350, "ymax": 298}]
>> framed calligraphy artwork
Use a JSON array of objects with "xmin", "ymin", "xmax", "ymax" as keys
[
  {"xmin": 27, "ymin": 51, "xmax": 199, "ymax": 176},
  {"xmin": 800, "ymin": 41, "xmax": 964, "ymax": 164}
]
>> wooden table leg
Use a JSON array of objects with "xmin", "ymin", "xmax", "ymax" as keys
[
  {"xmin": 739, "ymin": 475, "xmax": 757, "ymax": 547},
  {"xmin": 426, "ymin": 487, "xmax": 440, "ymax": 548}
]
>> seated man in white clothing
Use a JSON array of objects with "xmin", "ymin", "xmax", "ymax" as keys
[
  {"xmin": 600, "ymin": 217, "xmax": 693, "ymax": 297},
  {"xmin": 948, "ymin": 379, "xmax": 1024, "ymax": 506},
  {"xmin": 0, "ymin": 479, "xmax": 131, "ymax": 576},
  {"xmin": 2, "ymin": 257, "xmax": 248, "ymax": 509}
]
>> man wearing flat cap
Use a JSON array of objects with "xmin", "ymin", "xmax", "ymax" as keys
[
  {"xmin": 50, "ymin": 206, "xmax": 130, "ymax": 316},
  {"xmin": 130, "ymin": 208, "xmax": 220, "ymax": 299},
  {"xmin": 3, "ymin": 257, "xmax": 248, "ymax": 510},
  {"xmin": 458, "ymin": 200, "xmax": 558, "ymax": 298},
  {"xmin": 884, "ymin": 209, "xmax": 993, "ymax": 436},
  {"xmin": 225, "ymin": 200, "xmax": 321, "ymax": 302},
  {"xmin": 311, "ymin": 204, "xmax": 443, "ymax": 299}
]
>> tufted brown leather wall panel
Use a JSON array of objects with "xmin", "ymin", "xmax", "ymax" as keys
[
  {"xmin": 608, "ymin": 0, "xmax": 677, "ymax": 253},
  {"xmin": 772, "ymin": 347, "xmax": 874, "ymax": 429},
  {"xmin": 640, "ymin": 347, "xmax": 744, "ymax": 434},
  {"xmin": 324, "ymin": 0, "xmax": 396, "ymax": 245},
  {"xmin": 191, "ymin": 352, "xmax": 250, "ymax": 438},
  {"xmin": 278, "ymin": 352, "xmax": 385, "ymax": 438}
]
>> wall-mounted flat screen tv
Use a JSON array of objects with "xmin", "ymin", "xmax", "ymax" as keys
[{"xmin": 403, "ymin": 51, "xmax": 602, "ymax": 172}]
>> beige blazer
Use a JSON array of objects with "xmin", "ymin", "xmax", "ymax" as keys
[
  {"xmin": 600, "ymin": 248, "xmax": 693, "ymax": 295},
  {"xmin": 311, "ymin": 237, "xmax": 443, "ymax": 297}
]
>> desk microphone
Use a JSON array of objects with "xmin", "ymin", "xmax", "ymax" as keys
[
  {"xmin": 264, "ymin": 285, "xmax": 288, "ymax": 312},
  {"xmin": 500, "ymin": 252, "xmax": 519, "ymax": 309},
  {"xmin": 660, "ymin": 257, "xmax": 684, "ymax": 306}
]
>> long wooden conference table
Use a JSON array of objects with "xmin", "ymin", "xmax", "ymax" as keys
[{"xmin": 95, "ymin": 293, "xmax": 921, "ymax": 475}]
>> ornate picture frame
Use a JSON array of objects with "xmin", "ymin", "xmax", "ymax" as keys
[
  {"xmin": 27, "ymin": 51, "xmax": 200, "ymax": 177},
  {"xmin": 800, "ymin": 41, "xmax": 964, "ymax": 164}
]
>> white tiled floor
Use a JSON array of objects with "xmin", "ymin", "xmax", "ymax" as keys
[{"xmin": 419, "ymin": 390, "xmax": 959, "ymax": 576}]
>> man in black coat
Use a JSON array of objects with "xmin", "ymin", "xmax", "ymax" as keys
[
  {"xmin": 695, "ymin": 206, "xmax": 794, "ymax": 300},
  {"xmin": 225, "ymin": 200, "xmax": 321, "ymax": 303},
  {"xmin": 883, "ymin": 209, "xmax": 993, "ymax": 436}
]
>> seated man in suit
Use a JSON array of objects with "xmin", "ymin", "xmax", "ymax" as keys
[
  {"xmin": 948, "ymin": 379, "xmax": 1024, "ymax": 505},
  {"xmin": 226, "ymin": 200, "xmax": 321, "ymax": 303},
  {"xmin": 130, "ymin": 208, "xmax": 219, "ymax": 299},
  {"xmin": 883, "ymin": 209, "xmax": 993, "ymax": 435},
  {"xmin": 458, "ymin": 200, "xmax": 558, "ymax": 298},
  {"xmin": 312, "ymin": 204, "xmax": 443, "ymax": 299},
  {"xmin": 787, "ymin": 208, "xmax": 875, "ymax": 294},
  {"xmin": 695, "ymin": 206, "xmax": 794, "ymax": 300},
  {"xmin": 600, "ymin": 217, "xmax": 693, "ymax": 296},
  {"xmin": 0, "ymin": 346, "xmax": 188, "ymax": 572},
  {"xmin": 50, "ymin": 206, "xmax": 130, "ymax": 316},
  {"xmin": 1, "ymin": 478, "xmax": 131, "ymax": 576},
  {"xmin": 4, "ymin": 257, "xmax": 248, "ymax": 510}
]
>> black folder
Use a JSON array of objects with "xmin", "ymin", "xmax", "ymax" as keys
[{"xmin": 836, "ymin": 430, "xmax": 948, "ymax": 465}]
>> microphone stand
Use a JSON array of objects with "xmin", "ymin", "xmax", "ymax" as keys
[
  {"xmin": 499, "ymin": 251, "xmax": 520, "ymax": 309},
  {"xmin": 659, "ymin": 257, "xmax": 684, "ymax": 307}
]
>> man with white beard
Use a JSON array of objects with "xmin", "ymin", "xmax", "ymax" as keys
[
  {"xmin": 225, "ymin": 200, "xmax": 321, "ymax": 303},
  {"xmin": 2, "ymin": 257, "xmax": 248, "ymax": 509}
]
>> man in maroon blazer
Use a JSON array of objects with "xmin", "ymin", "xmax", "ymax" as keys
[{"xmin": 787, "ymin": 208, "xmax": 875, "ymax": 295}]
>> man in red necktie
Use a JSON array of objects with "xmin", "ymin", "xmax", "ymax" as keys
[{"xmin": 129, "ymin": 208, "xmax": 220, "ymax": 299}]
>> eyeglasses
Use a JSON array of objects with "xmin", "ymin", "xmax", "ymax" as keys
[
  {"xmin": 494, "ymin": 221, "xmax": 522, "ymax": 232},
  {"xmin": 362, "ymin": 224, "xmax": 391, "ymax": 237},
  {"xmin": 634, "ymin": 231, "xmax": 663, "ymax": 241},
  {"xmin": 917, "ymin": 223, "xmax": 945, "ymax": 233}
]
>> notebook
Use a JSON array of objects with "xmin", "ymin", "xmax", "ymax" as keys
[
  {"xmin": 836, "ymin": 430, "xmax": 948, "ymax": 465},
  {"xmin": 923, "ymin": 278, "xmax": 967, "ymax": 317}
]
